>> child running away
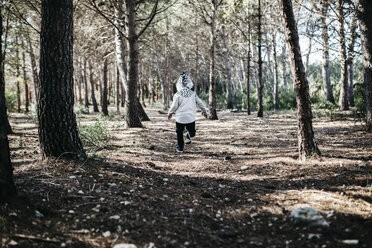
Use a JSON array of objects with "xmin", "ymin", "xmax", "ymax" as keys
[{"xmin": 168, "ymin": 72, "xmax": 208, "ymax": 153}]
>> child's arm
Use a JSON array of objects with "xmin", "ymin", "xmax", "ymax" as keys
[
  {"xmin": 167, "ymin": 94, "xmax": 180, "ymax": 120},
  {"xmin": 195, "ymin": 95, "xmax": 208, "ymax": 118}
]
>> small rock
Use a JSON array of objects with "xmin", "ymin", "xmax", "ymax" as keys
[
  {"xmin": 109, "ymin": 215, "xmax": 121, "ymax": 220},
  {"xmin": 102, "ymin": 231, "xmax": 111, "ymax": 238},
  {"xmin": 69, "ymin": 210, "xmax": 75, "ymax": 214},
  {"xmin": 358, "ymin": 164, "xmax": 367, "ymax": 168},
  {"xmin": 78, "ymin": 190, "xmax": 84, "ymax": 194},
  {"xmin": 120, "ymin": 201, "xmax": 131, "ymax": 206},
  {"xmin": 108, "ymin": 183, "xmax": 117, "ymax": 187},
  {"xmin": 147, "ymin": 242, "xmax": 155, "ymax": 248},
  {"xmin": 69, "ymin": 176, "xmax": 76, "ymax": 179},
  {"xmin": 163, "ymin": 178, "xmax": 169, "ymax": 182},
  {"xmin": 342, "ymin": 240, "xmax": 359, "ymax": 245},
  {"xmin": 325, "ymin": 210, "xmax": 334, "ymax": 218},
  {"xmin": 290, "ymin": 207, "xmax": 329, "ymax": 228},
  {"xmin": 9, "ymin": 212, "xmax": 17, "ymax": 217},
  {"xmin": 113, "ymin": 244, "xmax": 137, "ymax": 248},
  {"xmin": 9, "ymin": 240, "xmax": 18, "ymax": 246},
  {"xmin": 35, "ymin": 210, "xmax": 44, "ymax": 218},
  {"xmin": 240, "ymin": 165, "xmax": 249, "ymax": 170}
]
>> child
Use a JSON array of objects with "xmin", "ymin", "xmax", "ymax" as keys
[{"xmin": 168, "ymin": 72, "xmax": 208, "ymax": 153}]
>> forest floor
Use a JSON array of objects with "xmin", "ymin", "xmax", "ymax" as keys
[{"xmin": 1, "ymin": 107, "xmax": 372, "ymax": 248}]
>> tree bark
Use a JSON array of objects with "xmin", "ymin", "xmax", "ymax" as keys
[
  {"xmin": 38, "ymin": 0, "xmax": 86, "ymax": 159},
  {"xmin": 16, "ymin": 37, "xmax": 21, "ymax": 113},
  {"xmin": 321, "ymin": 0, "xmax": 335, "ymax": 103},
  {"xmin": 0, "ymin": 9, "xmax": 16, "ymax": 200},
  {"xmin": 337, "ymin": 0, "xmax": 349, "ymax": 111},
  {"xmin": 124, "ymin": 0, "xmax": 143, "ymax": 127},
  {"xmin": 356, "ymin": 0, "xmax": 372, "ymax": 132},
  {"xmin": 152, "ymin": 33, "xmax": 167, "ymax": 110},
  {"xmin": 208, "ymin": 0, "xmax": 218, "ymax": 120},
  {"xmin": 101, "ymin": 59, "xmax": 108, "ymax": 116},
  {"xmin": 257, "ymin": 0, "xmax": 264, "ymax": 117},
  {"xmin": 279, "ymin": 0, "xmax": 320, "ymax": 160}
]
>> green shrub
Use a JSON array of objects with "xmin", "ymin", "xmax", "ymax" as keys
[
  {"xmin": 278, "ymin": 88, "xmax": 297, "ymax": 110},
  {"xmin": 311, "ymin": 94, "xmax": 338, "ymax": 110},
  {"xmin": 353, "ymin": 83, "xmax": 366, "ymax": 122},
  {"xmin": 5, "ymin": 91, "xmax": 17, "ymax": 112},
  {"xmin": 79, "ymin": 117, "xmax": 112, "ymax": 151},
  {"xmin": 75, "ymin": 103, "xmax": 89, "ymax": 114}
]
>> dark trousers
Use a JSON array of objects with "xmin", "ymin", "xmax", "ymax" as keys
[{"xmin": 176, "ymin": 122, "xmax": 196, "ymax": 150}]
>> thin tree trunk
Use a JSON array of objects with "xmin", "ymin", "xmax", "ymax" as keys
[
  {"xmin": 77, "ymin": 57, "xmax": 83, "ymax": 104},
  {"xmin": 279, "ymin": 0, "xmax": 320, "ymax": 160},
  {"xmin": 273, "ymin": 33, "xmax": 280, "ymax": 111},
  {"xmin": 246, "ymin": 19, "xmax": 251, "ymax": 115},
  {"xmin": 16, "ymin": 37, "xmax": 21, "ymax": 113},
  {"xmin": 101, "ymin": 60, "xmax": 108, "ymax": 116},
  {"xmin": 88, "ymin": 60, "xmax": 99, "ymax": 112},
  {"xmin": 257, "ymin": 0, "xmax": 264, "ymax": 117},
  {"xmin": 209, "ymin": 0, "xmax": 218, "ymax": 120},
  {"xmin": 282, "ymin": 42, "xmax": 288, "ymax": 89},
  {"xmin": 83, "ymin": 57, "xmax": 90, "ymax": 109},
  {"xmin": 22, "ymin": 50, "xmax": 29, "ymax": 113},
  {"xmin": 347, "ymin": 14, "xmax": 358, "ymax": 107},
  {"xmin": 337, "ymin": 0, "xmax": 349, "ymax": 110},
  {"xmin": 25, "ymin": 31, "xmax": 39, "ymax": 111},
  {"xmin": 153, "ymin": 33, "xmax": 167, "ymax": 110},
  {"xmin": 115, "ymin": 64, "xmax": 120, "ymax": 113},
  {"xmin": 38, "ymin": 0, "xmax": 86, "ymax": 159},
  {"xmin": 321, "ymin": 0, "xmax": 335, "ymax": 103},
  {"xmin": 222, "ymin": 22, "xmax": 233, "ymax": 109},
  {"xmin": 356, "ymin": 0, "xmax": 372, "ymax": 132},
  {"xmin": 195, "ymin": 18, "xmax": 199, "ymax": 95}
]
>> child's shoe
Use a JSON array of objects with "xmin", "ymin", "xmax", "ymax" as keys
[
  {"xmin": 184, "ymin": 131, "xmax": 191, "ymax": 144},
  {"xmin": 176, "ymin": 146, "xmax": 184, "ymax": 153}
]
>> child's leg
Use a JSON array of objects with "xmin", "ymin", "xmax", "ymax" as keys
[
  {"xmin": 186, "ymin": 122, "xmax": 196, "ymax": 138},
  {"xmin": 176, "ymin": 122, "xmax": 185, "ymax": 150}
]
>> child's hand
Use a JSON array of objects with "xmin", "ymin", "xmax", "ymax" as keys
[{"xmin": 168, "ymin": 114, "xmax": 172, "ymax": 120}]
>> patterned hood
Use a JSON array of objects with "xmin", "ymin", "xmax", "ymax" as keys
[{"xmin": 176, "ymin": 72, "xmax": 194, "ymax": 92}]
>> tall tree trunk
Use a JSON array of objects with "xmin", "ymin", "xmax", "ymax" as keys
[
  {"xmin": 347, "ymin": 14, "xmax": 358, "ymax": 107},
  {"xmin": 208, "ymin": 0, "xmax": 218, "ymax": 120},
  {"xmin": 114, "ymin": 5, "xmax": 128, "ymax": 111},
  {"xmin": 0, "ymin": 8, "xmax": 16, "ymax": 200},
  {"xmin": 124, "ymin": 0, "xmax": 143, "ymax": 127},
  {"xmin": 282, "ymin": 42, "xmax": 288, "ymax": 89},
  {"xmin": 279, "ymin": 0, "xmax": 320, "ymax": 160},
  {"xmin": 337, "ymin": 0, "xmax": 349, "ymax": 111},
  {"xmin": 356, "ymin": 0, "xmax": 372, "ymax": 132},
  {"xmin": 246, "ymin": 17, "xmax": 251, "ymax": 115},
  {"xmin": 38, "ymin": 0, "xmax": 86, "ymax": 159},
  {"xmin": 101, "ymin": 60, "xmax": 108, "ymax": 116},
  {"xmin": 257, "ymin": 0, "xmax": 264, "ymax": 117},
  {"xmin": 83, "ymin": 57, "xmax": 90, "ymax": 109},
  {"xmin": 115, "ymin": 64, "xmax": 120, "ymax": 113},
  {"xmin": 16, "ymin": 37, "xmax": 21, "ymax": 113},
  {"xmin": 195, "ymin": 18, "xmax": 199, "ymax": 95},
  {"xmin": 88, "ymin": 60, "xmax": 99, "ymax": 112},
  {"xmin": 273, "ymin": 33, "xmax": 280, "ymax": 111},
  {"xmin": 165, "ymin": 18, "xmax": 170, "ymax": 107},
  {"xmin": 222, "ymin": 22, "xmax": 233, "ymax": 109},
  {"xmin": 77, "ymin": 57, "xmax": 83, "ymax": 104},
  {"xmin": 22, "ymin": 50, "xmax": 29, "ymax": 113},
  {"xmin": 321, "ymin": 0, "xmax": 335, "ymax": 103},
  {"xmin": 25, "ymin": 31, "xmax": 39, "ymax": 111}
]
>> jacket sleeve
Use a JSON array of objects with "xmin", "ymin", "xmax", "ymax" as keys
[
  {"xmin": 195, "ymin": 94, "xmax": 208, "ymax": 116},
  {"xmin": 168, "ymin": 94, "xmax": 180, "ymax": 116}
]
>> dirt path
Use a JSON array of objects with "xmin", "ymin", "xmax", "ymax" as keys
[{"xmin": 1, "ymin": 108, "xmax": 371, "ymax": 247}]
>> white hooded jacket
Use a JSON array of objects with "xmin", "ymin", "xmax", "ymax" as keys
[{"xmin": 168, "ymin": 73, "xmax": 208, "ymax": 124}]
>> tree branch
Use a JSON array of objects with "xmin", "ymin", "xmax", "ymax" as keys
[{"xmin": 136, "ymin": 0, "xmax": 159, "ymax": 39}]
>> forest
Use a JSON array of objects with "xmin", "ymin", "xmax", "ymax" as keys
[{"xmin": 0, "ymin": 0, "xmax": 371, "ymax": 247}]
